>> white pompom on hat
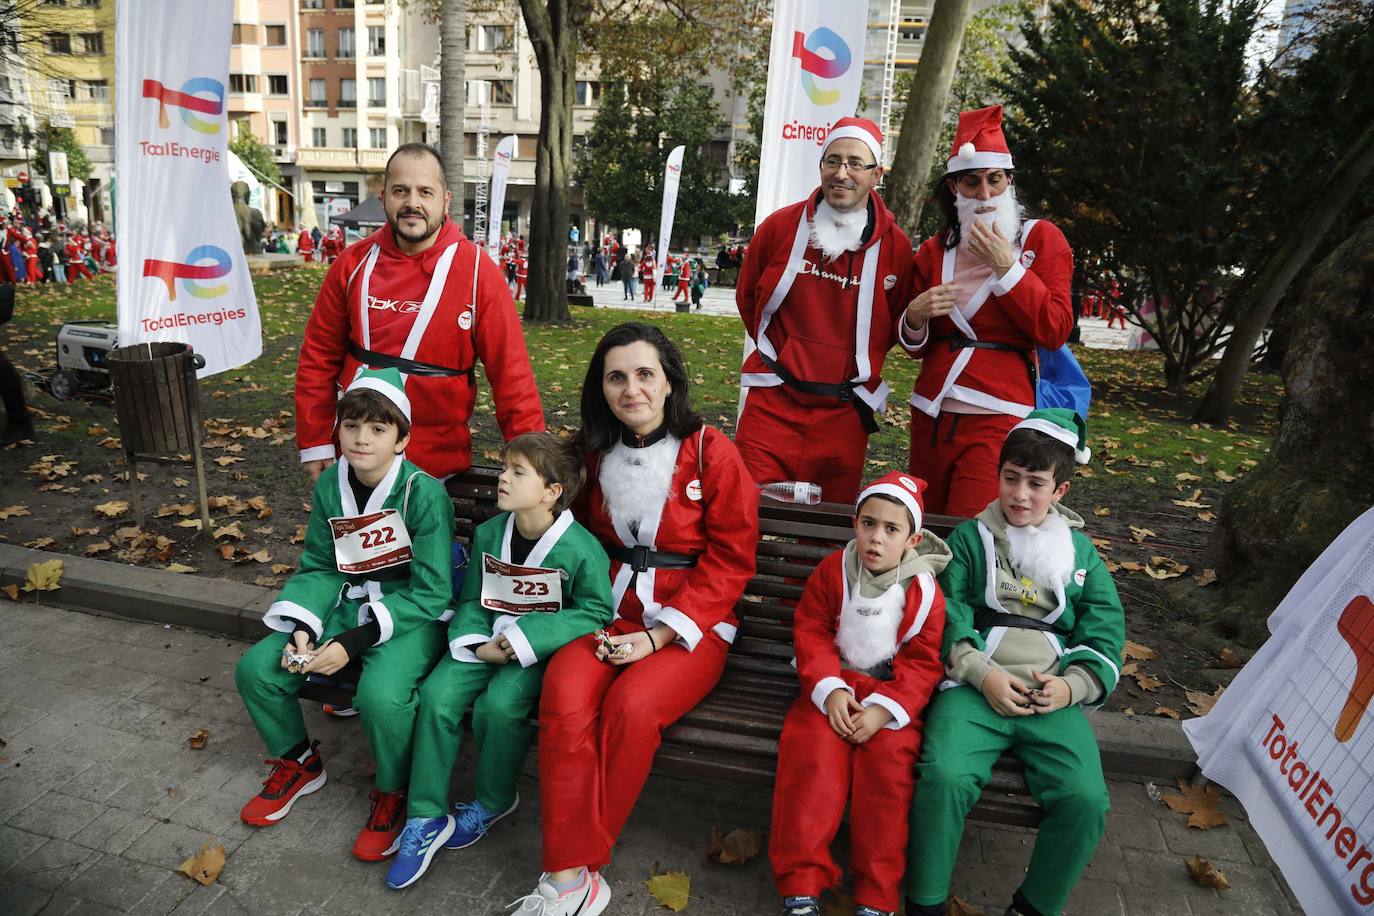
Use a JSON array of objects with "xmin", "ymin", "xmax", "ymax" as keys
[
  {"xmin": 856, "ymin": 471, "xmax": 926, "ymax": 532},
  {"xmin": 947, "ymin": 105, "xmax": 1014, "ymax": 174}
]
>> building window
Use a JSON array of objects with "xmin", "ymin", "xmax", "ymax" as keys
[
  {"xmin": 272, "ymin": 119, "xmax": 288, "ymax": 145},
  {"xmin": 490, "ymin": 79, "xmax": 514, "ymax": 105},
  {"xmin": 231, "ymin": 23, "xmax": 258, "ymax": 45},
  {"xmin": 575, "ymin": 81, "xmax": 601, "ymax": 106},
  {"xmin": 369, "ymin": 127, "xmax": 386, "ymax": 148},
  {"xmin": 340, "ymin": 78, "xmax": 356, "ymax": 104},
  {"xmin": 99, "ymin": 126, "xmax": 115, "ymax": 145},
  {"xmin": 82, "ymin": 79, "xmax": 108, "ymax": 101},
  {"xmin": 45, "ymin": 32, "xmax": 71, "ymax": 54},
  {"xmin": 228, "ymin": 73, "xmax": 258, "ymax": 94},
  {"xmin": 49, "ymin": 78, "xmax": 75, "ymax": 100},
  {"xmin": 79, "ymin": 32, "xmax": 104, "ymax": 55},
  {"xmin": 342, "ymin": 127, "xmax": 357, "ymax": 148},
  {"xmin": 312, "ymin": 126, "xmax": 327, "ymax": 147},
  {"xmin": 338, "ymin": 27, "xmax": 355, "ymax": 58},
  {"xmin": 308, "ymin": 79, "xmax": 326, "ymax": 106},
  {"xmin": 79, "ymin": 0, "xmax": 101, "ymax": 6},
  {"xmin": 367, "ymin": 77, "xmax": 385, "ymax": 106},
  {"xmin": 267, "ymin": 74, "xmax": 289, "ymax": 96},
  {"xmin": 305, "ymin": 28, "xmax": 324, "ymax": 57},
  {"xmin": 367, "ymin": 25, "xmax": 385, "ymax": 56},
  {"xmin": 336, "ymin": 0, "xmax": 355, "ymax": 8},
  {"xmin": 302, "ymin": 0, "xmax": 323, "ymax": 8},
  {"xmin": 265, "ymin": 24, "xmax": 287, "ymax": 46},
  {"xmin": 474, "ymin": 25, "xmax": 513, "ymax": 51}
]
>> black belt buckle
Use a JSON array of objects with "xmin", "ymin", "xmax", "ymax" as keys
[
  {"xmin": 837, "ymin": 380, "xmax": 854, "ymax": 403},
  {"xmin": 630, "ymin": 544, "xmax": 651, "ymax": 572}
]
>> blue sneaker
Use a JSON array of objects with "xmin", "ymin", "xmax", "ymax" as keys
[
  {"xmin": 782, "ymin": 897, "xmax": 821, "ymax": 916},
  {"xmin": 385, "ymin": 816, "xmax": 455, "ymax": 889},
  {"xmin": 443, "ymin": 794, "xmax": 519, "ymax": 849}
]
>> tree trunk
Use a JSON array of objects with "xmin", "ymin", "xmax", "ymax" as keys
[
  {"xmin": 1204, "ymin": 215, "xmax": 1374, "ymax": 646},
  {"xmin": 440, "ymin": 0, "xmax": 466, "ymax": 224},
  {"xmin": 1195, "ymin": 122, "xmax": 1374, "ymax": 425},
  {"xmin": 886, "ymin": 0, "xmax": 974, "ymax": 237},
  {"xmin": 519, "ymin": 0, "xmax": 576, "ymax": 323}
]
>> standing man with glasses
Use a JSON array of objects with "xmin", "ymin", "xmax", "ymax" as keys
[{"xmin": 735, "ymin": 117, "xmax": 916, "ymax": 504}]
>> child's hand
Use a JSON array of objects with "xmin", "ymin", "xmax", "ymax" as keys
[
  {"xmin": 281, "ymin": 633, "xmax": 315, "ymax": 670},
  {"xmin": 476, "ymin": 637, "xmax": 512, "ymax": 665},
  {"xmin": 824, "ymin": 688, "xmax": 865, "ymax": 738},
  {"xmin": 1029, "ymin": 671, "xmax": 1072, "ymax": 714},
  {"xmin": 981, "ymin": 669, "xmax": 1035, "ymax": 717},
  {"xmin": 846, "ymin": 704, "xmax": 896, "ymax": 744},
  {"xmin": 301, "ymin": 640, "xmax": 349, "ymax": 676}
]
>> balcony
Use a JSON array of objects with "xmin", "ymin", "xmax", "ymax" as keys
[
  {"xmin": 269, "ymin": 144, "xmax": 294, "ymax": 163},
  {"xmin": 296, "ymin": 147, "xmax": 359, "ymax": 169},
  {"xmin": 358, "ymin": 148, "xmax": 388, "ymax": 170}
]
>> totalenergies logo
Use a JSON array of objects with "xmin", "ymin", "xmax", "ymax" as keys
[
  {"xmin": 1337, "ymin": 595, "xmax": 1374, "ymax": 742},
  {"xmin": 143, "ymin": 245, "xmax": 232, "ymax": 301},
  {"xmin": 791, "ymin": 28, "xmax": 851, "ymax": 106},
  {"xmin": 142, "ymin": 78, "xmax": 224, "ymax": 134}
]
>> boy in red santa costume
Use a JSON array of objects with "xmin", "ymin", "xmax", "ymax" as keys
[
  {"xmin": 735, "ymin": 117, "xmax": 916, "ymax": 504},
  {"xmin": 899, "ymin": 106, "xmax": 1074, "ymax": 517},
  {"xmin": 770, "ymin": 471, "xmax": 948, "ymax": 916}
]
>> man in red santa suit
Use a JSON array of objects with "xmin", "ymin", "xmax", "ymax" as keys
[
  {"xmin": 22, "ymin": 230, "xmax": 40, "ymax": 284},
  {"xmin": 297, "ymin": 226, "xmax": 315, "ymax": 262},
  {"xmin": 514, "ymin": 253, "xmax": 528, "ymax": 300},
  {"xmin": 65, "ymin": 233, "xmax": 94, "ymax": 282},
  {"xmin": 898, "ymin": 105, "xmax": 1074, "ymax": 517},
  {"xmin": 735, "ymin": 116, "xmax": 916, "ymax": 504},
  {"xmin": 294, "ymin": 143, "xmax": 544, "ymax": 483}
]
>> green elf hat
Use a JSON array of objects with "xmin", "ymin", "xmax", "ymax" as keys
[
  {"xmin": 346, "ymin": 366, "xmax": 412, "ymax": 423},
  {"xmin": 1011, "ymin": 408, "xmax": 1091, "ymax": 464}
]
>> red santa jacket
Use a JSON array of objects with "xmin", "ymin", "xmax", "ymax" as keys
[
  {"xmin": 298, "ymin": 231, "xmax": 314, "ymax": 254},
  {"xmin": 65, "ymin": 240, "xmax": 84, "ymax": 265},
  {"xmin": 901, "ymin": 219, "xmax": 1073, "ymax": 417},
  {"xmin": 792, "ymin": 550, "xmax": 946, "ymax": 731},
  {"xmin": 295, "ymin": 219, "xmax": 544, "ymax": 479},
  {"xmin": 575, "ymin": 426, "xmax": 758, "ymax": 652},
  {"xmin": 737, "ymin": 189, "xmax": 916, "ymax": 412}
]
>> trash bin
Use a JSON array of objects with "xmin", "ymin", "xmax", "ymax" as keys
[{"xmin": 106, "ymin": 342, "xmax": 212, "ymax": 530}]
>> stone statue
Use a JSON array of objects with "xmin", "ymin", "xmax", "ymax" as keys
[{"xmin": 231, "ymin": 180, "xmax": 266, "ymax": 255}]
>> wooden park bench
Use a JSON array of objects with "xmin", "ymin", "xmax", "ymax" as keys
[{"xmin": 299, "ymin": 465, "xmax": 1107, "ymax": 828}]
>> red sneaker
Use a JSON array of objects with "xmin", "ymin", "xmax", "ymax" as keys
[
  {"xmin": 353, "ymin": 787, "xmax": 406, "ymax": 861},
  {"xmin": 240, "ymin": 742, "xmax": 327, "ymax": 826}
]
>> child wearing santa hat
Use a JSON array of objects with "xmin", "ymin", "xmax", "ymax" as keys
[
  {"xmin": 905, "ymin": 409, "xmax": 1124, "ymax": 916},
  {"xmin": 770, "ymin": 471, "xmax": 950, "ymax": 916}
]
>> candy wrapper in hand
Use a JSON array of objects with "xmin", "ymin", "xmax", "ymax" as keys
[
  {"xmin": 285, "ymin": 651, "xmax": 312, "ymax": 674},
  {"xmin": 594, "ymin": 629, "xmax": 634, "ymax": 661}
]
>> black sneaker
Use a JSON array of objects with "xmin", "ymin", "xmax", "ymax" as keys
[{"xmin": 782, "ymin": 897, "xmax": 821, "ymax": 916}]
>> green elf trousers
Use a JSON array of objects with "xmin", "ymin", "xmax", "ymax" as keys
[
  {"xmin": 235, "ymin": 618, "xmax": 448, "ymax": 792},
  {"xmin": 906, "ymin": 685, "xmax": 1110, "ymax": 915},
  {"xmin": 406, "ymin": 654, "xmax": 545, "ymax": 818}
]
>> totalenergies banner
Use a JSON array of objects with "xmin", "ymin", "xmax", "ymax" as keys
[
  {"xmin": 653, "ymin": 145, "xmax": 686, "ymax": 290},
  {"xmin": 753, "ymin": 0, "xmax": 867, "ymax": 227},
  {"xmin": 115, "ymin": 0, "xmax": 261, "ymax": 378},
  {"xmin": 1183, "ymin": 505, "xmax": 1374, "ymax": 915},
  {"xmin": 486, "ymin": 135, "xmax": 517, "ymax": 260}
]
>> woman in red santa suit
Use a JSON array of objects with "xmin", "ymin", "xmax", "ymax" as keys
[
  {"xmin": 514, "ymin": 322, "xmax": 758, "ymax": 916},
  {"xmin": 898, "ymin": 105, "xmax": 1074, "ymax": 517}
]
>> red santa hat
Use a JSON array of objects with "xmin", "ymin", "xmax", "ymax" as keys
[
  {"xmin": 823, "ymin": 116, "xmax": 883, "ymax": 165},
  {"xmin": 947, "ymin": 105, "xmax": 1014, "ymax": 174},
  {"xmin": 856, "ymin": 471, "xmax": 926, "ymax": 532}
]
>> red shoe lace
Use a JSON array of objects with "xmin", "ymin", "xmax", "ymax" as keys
[
  {"xmin": 366, "ymin": 788, "xmax": 405, "ymax": 831},
  {"xmin": 260, "ymin": 758, "xmax": 302, "ymax": 795}
]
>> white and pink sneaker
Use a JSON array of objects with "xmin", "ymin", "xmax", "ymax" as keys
[{"xmin": 509, "ymin": 869, "xmax": 610, "ymax": 916}]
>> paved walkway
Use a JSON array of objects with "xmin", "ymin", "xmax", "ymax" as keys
[{"xmin": 0, "ymin": 602, "xmax": 1299, "ymax": 915}]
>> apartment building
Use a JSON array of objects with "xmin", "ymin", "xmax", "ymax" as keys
[{"xmin": 228, "ymin": 0, "xmax": 302, "ymax": 225}]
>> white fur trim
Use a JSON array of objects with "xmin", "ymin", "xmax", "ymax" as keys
[
  {"xmin": 823, "ymin": 125, "xmax": 882, "ymax": 164},
  {"xmin": 991, "ymin": 260, "xmax": 1026, "ymax": 296},
  {"xmin": 855, "ymin": 482, "xmax": 922, "ymax": 532},
  {"xmin": 808, "ymin": 200, "xmax": 867, "ymax": 261},
  {"xmin": 346, "ymin": 375, "xmax": 412, "ymax": 422},
  {"xmin": 811, "ymin": 675, "xmax": 853, "ymax": 715},
  {"xmin": 836, "ymin": 579, "xmax": 906, "ymax": 671},
  {"xmin": 264, "ymin": 600, "xmax": 324, "ymax": 640},
  {"xmin": 599, "ymin": 437, "xmax": 678, "ymax": 534},
  {"xmin": 449, "ymin": 632, "xmax": 488, "ymax": 663},
  {"xmin": 946, "ymin": 151, "xmax": 1014, "ymax": 173},
  {"xmin": 901, "ymin": 573, "xmax": 937, "ymax": 643},
  {"xmin": 712, "ymin": 622, "xmax": 738, "ymax": 644},
  {"xmin": 862, "ymin": 691, "xmax": 911, "ymax": 730},
  {"xmin": 1005, "ymin": 513, "xmax": 1076, "ymax": 590},
  {"xmin": 299, "ymin": 444, "xmax": 337, "ymax": 463},
  {"xmin": 655, "ymin": 606, "xmax": 704, "ymax": 652},
  {"xmin": 1011, "ymin": 418, "xmax": 1090, "ymax": 464},
  {"xmin": 504, "ymin": 624, "xmax": 539, "ymax": 668}
]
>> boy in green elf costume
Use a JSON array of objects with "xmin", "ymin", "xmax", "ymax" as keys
[
  {"xmin": 905, "ymin": 408, "xmax": 1125, "ymax": 916},
  {"xmin": 386, "ymin": 431, "xmax": 613, "ymax": 890},
  {"xmin": 235, "ymin": 366, "xmax": 454, "ymax": 862}
]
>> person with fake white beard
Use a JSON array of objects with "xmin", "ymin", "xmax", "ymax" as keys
[
  {"xmin": 899, "ymin": 106, "xmax": 1075, "ymax": 517},
  {"xmin": 736, "ymin": 116, "xmax": 917, "ymax": 505},
  {"xmin": 516, "ymin": 322, "xmax": 758, "ymax": 916},
  {"xmin": 769, "ymin": 471, "xmax": 949, "ymax": 916},
  {"xmin": 904, "ymin": 409, "xmax": 1124, "ymax": 916}
]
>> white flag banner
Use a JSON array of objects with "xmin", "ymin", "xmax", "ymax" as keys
[
  {"xmin": 1183, "ymin": 506, "xmax": 1374, "ymax": 915},
  {"xmin": 653, "ymin": 145, "xmax": 686, "ymax": 290},
  {"xmin": 486, "ymin": 135, "xmax": 517, "ymax": 260},
  {"xmin": 115, "ymin": 0, "xmax": 261, "ymax": 378},
  {"xmin": 753, "ymin": 0, "xmax": 867, "ymax": 227}
]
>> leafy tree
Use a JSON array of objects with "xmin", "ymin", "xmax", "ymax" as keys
[
  {"xmin": 229, "ymin": 125, "xmax": 282, "ymax": 187},
  {"xmin": 34, "ymin": 121, "xmax": 91, "ymax": 183},
  {"xmin": 1001, "ymin": 0, "xmax": 1264, "ymax": 391}
]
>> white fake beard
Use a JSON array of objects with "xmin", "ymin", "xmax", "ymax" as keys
[
  {"xmin": 808, "ymin": 200, "xmax": 868, "ymax": 262},
  {"xmin": 956, "ymin": 186, "xmax": 1022, "ymax": 249},
  {"xmin": 1005, "ymin": 512, "xmax": 1075, "ymax": 589},
  {"xmin": 598, "ymin": 436, "xmax": 679, "ymax": 536},
  {"xmin": 835, "ymin": 582, "xmax": 906, "ymax": 671}
]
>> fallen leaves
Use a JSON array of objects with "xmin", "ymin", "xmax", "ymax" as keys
[
  {"xmin": 178, "ymin": 841, "xmax": 226, "ymax": 886},
  {"xmin": 1186, "ymin": 686, "xmax": 1226, "ymax": 717},
  {"xmin": 212, "ymin": 456, "xmax": 243, "ymax": 467},
  {"xmin": 24, "ymin": 536, "xmax": 56, "ymax": 549},
  {"xmin": 1194, "ymin": 568, "xmax": 1218, "ymax": 587},
  {"xmin": 82, "ymin": 541, "xmax": 112, "ymax": 555},
  {"xmin": 1, "ymin": 584, "xmax": 20, "ymax": 601},
  {"xmin": 1164, "ymin": 780, "xmax": 1228, "ymax": 830},
  {"xmin": 24, "ymin": 558, "xmax": 64, "ymax": 592},
  {"xmin": 1145, "ymin": 556, "xmax": 1189, "ymax": 580},
  {"xmin": 707, "ymin": 828, "xmax": 763, "ymax": 865},
  {"xmin": 290, "ymin": 525, "xmax": 307, "ymax": 544},
  {"xmin": 1154, "ymin": 706, "xmax": 1181, "ymax": 719},
  {"xmin": 188, "ymin": 729, "xmax": 210, "ymax": 750},
  {"xmin": 93, "ymin": 500, "xmax": 131, "ymax": 519},
  {"xmin": 1129, "ymin": 526, "xmax": 1156, "ymax": 544},
  {"xmin": 1125, "ymin": 640, "xmax": 1159, "ymax": 661},
  {"xmin": 0, "ymin": 505, "xmax": 31, "ymax": 520},
  {"xmin": 1215, "ymin": 647, "xmax": 1243, "ymax": 668},
  {"xmin": 1171, "ymin": 489, "xmax": 1211, "ymax": 510},
  {"xmin": 69, "ymin": 526, "xmax": 99, "ymax": 537},
  {"xmin": 645, "ymin": 870, "xmax": 690, "ymax": 912},
  {"xmin": 1092, "ymin": 506, "xmax": 1111, "ymax": 517},
  {"xmin": 1131, "ymin": 672, "xmax": 1164, "ymax": 691},
  {"xmin": 1186, "ymin": 856, "xmax": 1230, "ymax": 890},
  {"xmin": 166, "ymin": 563, "xmax": 197, "ymax": 573},
  {"xmin": 212, "ymin": 522, "xmax": 245, "ymax": 541},
  {"xmin": 155, "ymin": 502, "xmax": 198, "ymax": 518}
]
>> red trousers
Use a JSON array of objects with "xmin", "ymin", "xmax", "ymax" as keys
[
  {"xmin": 770, "ymin": 696, "xmax": 922, "ymax": 911},
  {"xmin": 642, "ymin": 279, "xmax": 655, "ymax": 300},
  {"xmin": 673, "ymin": 281, "xmax": 689, "ymax": 301},
  {"xmin": 539, "ymin": 619, "xmax": 729, "ymax": 871},
  {"xmin": 736, "ymin": 386, "xmax": 869, "ymax": 505},
  {"xmin": 908, "ymin": 410, "xmax": 1018, "ymax": 518},
  {"xmin": 67, "ymin": 262, "xmax": 93, "ymax": 282},
  {"xmin": 24, "ymin": 257, "xmax": 39, "ymax": 283},
  {"xmin": 515, "ymin": 279, "xmax": 526, "ymax": 299}
]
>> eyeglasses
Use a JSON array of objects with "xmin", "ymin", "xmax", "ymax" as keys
[{"xmin": 821, "ymin": 157, "xmax": 878, "ymax": 173}]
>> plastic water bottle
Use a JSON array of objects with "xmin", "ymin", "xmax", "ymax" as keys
[{"xmin": 759, "ymin": 481, "xmax": 823, "ymax": 505}]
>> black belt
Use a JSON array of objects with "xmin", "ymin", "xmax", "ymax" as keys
[
  {"xmin": 975, "ymin": 610, "xmax": 1059, "ymax": 633},
  {"xmin": 605, "ymin": 543, "xmax": 699, "ymax": 573},
  {"xmin": 756, "ymin": 349, "xmax": 879, "ymax": 435},
  {"xmin": 349, "ymin": 343, "xmax": 473, "ymax": 380},
  {"xmin": 936, "ymin": 333, "xmax": 1037, "ymax": 391}
]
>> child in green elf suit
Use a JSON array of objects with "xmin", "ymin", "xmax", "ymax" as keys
[
  {"xmin": 386, "ymin": 431, "xmax": 613, "ymax": 890},
  {"xmin": 905, "ymin": 408, "xmax": 1125, "ymax": 916},
  {"xmin": 235, "ymin": 367, "xmax": 455, "ymax": 862}
]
